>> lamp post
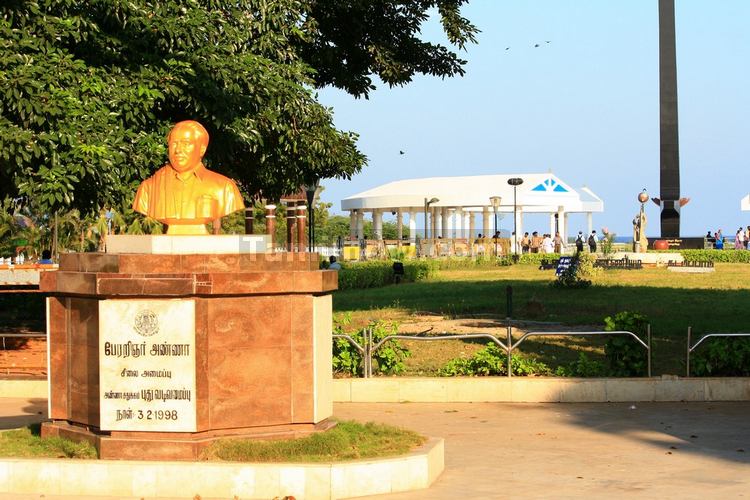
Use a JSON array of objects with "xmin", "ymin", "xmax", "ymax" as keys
[
  {"xmin": 507, "ymin": 178, "xmax": 524, "ymax": 257},
  {"xmin": 303, "ymin": 180, "xmax": 321, "ymax": 251},
  {"xmin": 490, "ymin": 196, "xmax": 501, "ymax": 256},
  {"xmin": 635, "ymin": 189, "xmax": 649, "ymax": 252}
]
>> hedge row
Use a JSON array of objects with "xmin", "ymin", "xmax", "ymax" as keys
[
  {"xmin": 516, "ymin": 253, "xmax": 563, "ymax": 265},
  {"xmin": 432, "ymin": 256, "xmax": 513, "ymax": 269},
  {"xmin": 676, "ymin": 249, "xmax": 750, "ymax": 263},
  {"xmin": 336, "ymin": 260, "xmax": 438, "ymax": 290}
]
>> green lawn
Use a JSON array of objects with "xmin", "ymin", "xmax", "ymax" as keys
[
  {"xmin": 202, "ymin": 420, "xmax": 425, "ymax": 463},
  {"xmin": 333, "ymin": 263, "xmax": 750, "ymax": 374},
  {"xmin": 0, "ymin": 425, "xmax": 96, "ymax": 459}
]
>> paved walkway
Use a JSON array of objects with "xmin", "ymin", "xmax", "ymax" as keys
[
  {"xmin": 335, "ymin": 401, "xmax": 750, "ymax": 499},
  {"xmin": 1, "ymin": 399, "xmax": 749, "ymax": 499}
]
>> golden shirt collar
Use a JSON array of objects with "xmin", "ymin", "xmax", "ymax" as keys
[{"xmin": 169, "ymin": 163, "xmax": 207, "ymax": 181}]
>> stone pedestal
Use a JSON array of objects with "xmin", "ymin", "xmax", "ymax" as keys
[{"xmin": 40, "ymin": 249, "xmax": 336, "ymax": 460}]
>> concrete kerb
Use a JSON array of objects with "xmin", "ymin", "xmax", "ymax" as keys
[
  {"xmin": 5, "ymin": 377, "xmax": 750, "ymax": 404},
  {"xmin": 334, "ymin": 376, "xmax": 750, "ymax": 403},
  {"xmin": 0, "ymin": 437, "xmax": 444, "ymax": 499},
  {"xmin": 0, "ymin": 380, "xmax": 47, "ymax": 399}
]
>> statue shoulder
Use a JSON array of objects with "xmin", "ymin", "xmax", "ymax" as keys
[
  {"xmin": 202, "ymin": 168, "xmax": 236, "ymax": 187},
  {"xmin": 140, "ymin": 165, "xmax": 171, "ymax": 185}
]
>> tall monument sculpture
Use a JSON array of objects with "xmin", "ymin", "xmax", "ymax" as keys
[
  {"xmin": 133, "ymin": 120, "xmax": 244, "ymax": 235},
  {"xmin": 657, "ymin": 0, "xmax": 681, "ymax": 237}
]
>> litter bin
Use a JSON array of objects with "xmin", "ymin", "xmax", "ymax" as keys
[{"xmin": 392, "ymin": 261, "xmax": 405, "ymax": 284}]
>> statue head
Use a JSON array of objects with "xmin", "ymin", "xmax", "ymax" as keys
[{"xmin": 167, "ymin": 120, "xmax": 209, "ymax": 174}]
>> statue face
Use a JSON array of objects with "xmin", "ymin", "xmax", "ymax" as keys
[{"xmin": 168, "ymin": 126, "xmax": 207, "ymax": 173}]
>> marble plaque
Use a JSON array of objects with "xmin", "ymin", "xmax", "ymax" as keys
[{"xmin": 99, "ymin": 299, "xmax": 196, "ymax": 432}]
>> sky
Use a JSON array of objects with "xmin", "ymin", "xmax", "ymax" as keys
[{"xmin": 315, "ymin": 0, "xmax": 750, "ymax": 238}]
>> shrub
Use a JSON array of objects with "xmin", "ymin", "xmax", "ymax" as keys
[
  {"xmin": 439, "ymin": 343, "xmax": 551, "ymax": 376},
  {"xmin": 332, "ymin": 316, "xmax": 410, "ymax": 376},
  {"xmin": 555, "ymin": 352, "xmax": 608, "ymax": 377},
  {"xmin": 601, "ymin": 231, "xmax": 616, "ymax": 255},
  {"xmin": 550, "ymin": 255, "xmax": 593, "ymax": 289},
  {"xmin": 691, "ymin": 337, "xmax": 750, "ymax": 376},
  {"xmin": 575, "ymin": 253, "xmax": 601, "ymax": 278},
  {"xmin": 336, "ymin": 260, "xmax": 437, "ymax": 290},
  {"xmin": 603, "ymin": 311, "xmax": 649, "ymax": 376}
]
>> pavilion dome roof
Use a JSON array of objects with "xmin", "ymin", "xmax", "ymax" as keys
[{"xmin": 341, "ymin": 173, "xmax": 603, "ymax": 214}]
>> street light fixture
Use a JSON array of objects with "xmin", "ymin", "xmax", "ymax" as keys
[
  {"xmin": 507, "ymin": 178, "xmax": 524, "ymax": 257},
  {"xmin": 424, "ymin": 197, "xmax": 440, "ymax": 239},
  {"xmin": 303, "ymin": 179, "xmax": 321, "ymax": 251},
  {"xmin": 420, "ymin": 197, "xmax": 440, "ymax": 258},
  {"xmin": 489, "ymin": 196, "xmax": 502, "ymax": 256}
]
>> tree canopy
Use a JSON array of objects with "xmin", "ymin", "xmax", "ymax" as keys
[
  {"xmin": 0, "ymin": 1, "xmax": 476, "ymax": 216},
  {"xmin": 299, "ymin": 0, "xmax": 478, "ymax": 97}
]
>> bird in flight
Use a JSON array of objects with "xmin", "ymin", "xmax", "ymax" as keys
[{"xmin": 399, "ymin": 150, "xmax": 405, "ymax": 155}]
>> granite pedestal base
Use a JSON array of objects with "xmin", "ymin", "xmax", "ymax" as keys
[
  {"xmin": 43, "ymin": 418, "xmax": 337, "ymax": 460},
  {"xmin": 40, "ymin": 251, "xmax": 337, "ymax": 460}
]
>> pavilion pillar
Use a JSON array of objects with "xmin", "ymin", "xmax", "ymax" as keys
[
  {"xmin": 516, "ymin": 209, "xmax": 523, "ymax": 245},
  {"xmin": 444, "ymin": 208, "xmax": 452, "ymax": 239},
  {"xmin": 587, "ymin": 212, "xmax": 593, "ymax": 234},
  {"xmin": 463, "ymin": 211, "xmax": 471, "ymax": 239},
  {"xmin": 469, "ymin": 212, "xmax": 476, "ymax": 240},
  {"xmin": 482, "ymin": 207, "xmax": 490, "ymax": 238},
  {"xmin": 408, "ymin": 210, "xmax": 417, "ymax": 242},
  {"xmin": 557, "ymin": 206, "xmax": 566, "ymax": 242},
  {"xmin": 349, "ymin": 211, "xmax": 357, "ymax": 239},
  {"xmin": 549, "ymin": 214, "xmax": 556, "ymax": 236},
  {"xmin": 396, "ymin": 209, "xmax": 403, "ymax": 247},
  {"xmin": 563, "ymin": 213, "xmax": 570, "ymax": 243},
  {"xmin": 454, "ymin": 208, "xmax": 462, "ymax": 238},
  {"xmin": 356, "ymin": 211, "xmax": 364, "ymax": 240},
  {"xmin": 430, "ymin": 207, "xmax": 438, "ymax": 241},
  {"xmin": 373, "ymin": 209, "xmax": 383, "ymax": 240}
]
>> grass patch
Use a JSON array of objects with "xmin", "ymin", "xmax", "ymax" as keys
[
  {"xmin": 332, "ymin": 263, "xmax": 750, "ymax": 374},
  {"xmin": 0, "ymin": 424, "xmax": 96, "ymax": 459},
  {"xmin": 202, "ymin": 420, "xmax": 425, "ymax": 463}
]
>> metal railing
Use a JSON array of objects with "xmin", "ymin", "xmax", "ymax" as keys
[
  {"xmin": 335, "ymin": 323, "xmax": 651, "ymax": 378},
  {"xmin": 1, "ymin": 332, "xmax": 46, "ymax": 350},
  {"xmin": 513, "ymin": 327, "xmax": 651, "ymax": 378},
  {"xmin": 685, "ymin": 327, "xmax": 750, "ymax": 376},
  {"xmin": 0, "ymin": 332, "xmax": 47, "ymax": 374}
]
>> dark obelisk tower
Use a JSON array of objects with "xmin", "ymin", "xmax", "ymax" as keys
[{"xmin": 658, "ymin": 0, "xmax": 681, "ymax": 237}]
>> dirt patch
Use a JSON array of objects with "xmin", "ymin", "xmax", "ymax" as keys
[
  {"xmin": 1, "ymin": 324, "xmax": 47, "ymax": 379},
  {"xmin": 393, "ymin": 316, "xmax": 607, "ymax": 375}
]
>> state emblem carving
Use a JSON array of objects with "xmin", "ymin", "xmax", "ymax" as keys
[{"xmin": 134, "ymin": 310, "xmax": 159, "ymax": 337}]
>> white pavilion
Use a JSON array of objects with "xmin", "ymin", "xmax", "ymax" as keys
[{"xmin": 340, "ymin": 173, "xmax": 603, "ymax": 243}]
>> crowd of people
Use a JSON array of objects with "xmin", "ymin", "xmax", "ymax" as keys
[
  {"xmin": 512, "ymin": 230, "xmax": 600, "ymax": 254},
  {"xmin": 714, "ymin": 226, "xmax": 750, "ymax": 250}
]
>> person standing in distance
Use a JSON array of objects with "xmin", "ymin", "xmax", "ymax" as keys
[{"xmin": 588, "ymin": 230, "xmax": 598, "ymax": 253}]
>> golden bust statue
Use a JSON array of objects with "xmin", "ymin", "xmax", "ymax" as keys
[{"xmin": 132, "ymin": 120, "xmax": 245, "ymax": 235}]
